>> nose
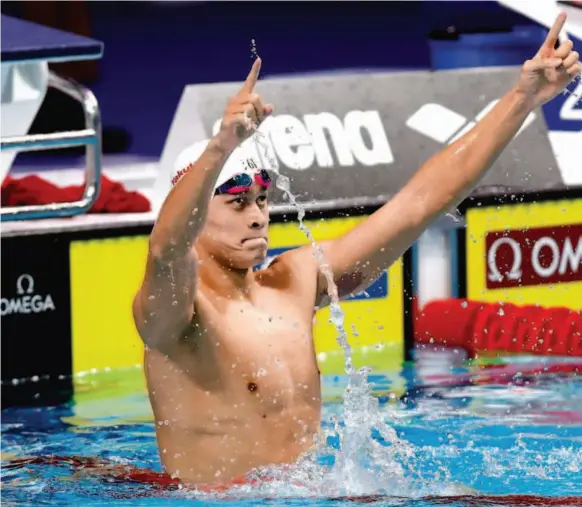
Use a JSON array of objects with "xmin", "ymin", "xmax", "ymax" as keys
[
  {"xmin": 250, "ymin": 216, "xmax": 266, "ymax": 230},
  {"xmin": 249, "ymin": 207, "xmax": 267, "ymax": 230}
]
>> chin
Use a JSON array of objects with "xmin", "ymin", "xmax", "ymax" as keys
[
  {"xmin": 229, "ymin": 250, "xmax": 267, "ymax": 271},
  {"xmin": 248, "ymin": 250, "xmax": 268, "ymax": 269},
  {"xmin": 255, "ymin": 250, "xmax": 268, "ymax": 264}
]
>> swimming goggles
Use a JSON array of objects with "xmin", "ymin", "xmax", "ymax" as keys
[{"xmin": 215, "ymin": 169, "xmax": 272, "ymax": 195}]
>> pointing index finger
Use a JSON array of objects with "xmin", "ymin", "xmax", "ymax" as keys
[
  {"xmin": 241, "ymin": 57, "xmax": 262, "ymax": 94},
  {"xmin": 543, "ymin": 12, "xmax": 567, "ymax": 49}
]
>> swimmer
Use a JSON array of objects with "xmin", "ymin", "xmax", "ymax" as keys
[{"xmin": 133, "ymin": 13, "xmax": 580, "ymax": 488}]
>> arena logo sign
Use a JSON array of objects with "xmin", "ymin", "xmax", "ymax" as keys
[
  {"xmin": 211, "ymin": 111, "xmax": 395, "ymax": 170},
  {"xmin": 208, "ymin": 102, "xmax": 535, "ymax": 172},
  {"xmin": 486, "ymin": 225, "xmax": 582, "ymax": 289},
  {"xmin": 0, "ymin": 274, "xmax": 56, "ymax": 316}
]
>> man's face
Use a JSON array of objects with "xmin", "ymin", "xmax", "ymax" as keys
[{"xmin": 197, "ymin": 183, "xmax": 270, "ymax": 270}]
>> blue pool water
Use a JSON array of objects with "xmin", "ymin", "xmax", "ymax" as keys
[{"xmin": 2, "ymin": 351, "xmax": 582, "ymax": 506}]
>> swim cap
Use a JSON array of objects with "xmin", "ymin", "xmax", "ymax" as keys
[{"xmin": 170, "ymin": 137, "xmax": 265, "ymax": 191}]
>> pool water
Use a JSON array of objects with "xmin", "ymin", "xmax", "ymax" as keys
[{"xmin": 2, "ymin": 351, "xmax": 581, "ymax": 507}]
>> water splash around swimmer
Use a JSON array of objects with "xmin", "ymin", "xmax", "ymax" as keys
[
  {"xmin": 251, "ymin": 129, "xmax": 353, "ymax": 374},
  {"xmin": 250, "ymin": 124, "xmax": 419, "ymax": 495}
]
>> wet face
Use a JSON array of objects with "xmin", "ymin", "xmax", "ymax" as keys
[{"xmin": 198, "ymin": 183, "xmax": 270, "ymax": 270}]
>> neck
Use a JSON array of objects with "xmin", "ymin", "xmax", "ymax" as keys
[{"xmin": 196, "ymin": 248, "xmax": 255, "ymax": 298}]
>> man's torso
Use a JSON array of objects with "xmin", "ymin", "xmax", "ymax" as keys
[{"xmin": 144, "ymin": 251, "xmax": 323, "ymax": 485}]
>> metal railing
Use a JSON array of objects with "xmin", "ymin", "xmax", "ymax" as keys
[{"xmin": 0, "ymin": 71, "xmax": 102, "ymax": 221}]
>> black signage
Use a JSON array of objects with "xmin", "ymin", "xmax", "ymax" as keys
[{"xmin": 1, "ymin": 234, "xmax": 72, "ymax": 406}]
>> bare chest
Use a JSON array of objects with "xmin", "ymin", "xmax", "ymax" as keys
[
  {"xmin": 145, "ymin": 284, "xmax": 322, "ymax": 454},
  {"xmin": 199, "ymin": 296, "xmax": 319, "ymax": 398}
]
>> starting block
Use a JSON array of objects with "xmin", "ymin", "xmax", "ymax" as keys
[{"xmin": 1, "ymin": 14, "xmax": 104, "ymax": 221}]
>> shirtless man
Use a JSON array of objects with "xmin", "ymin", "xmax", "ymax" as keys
[{"xmin": 133, "ymin": 14, "xmax": 579, "ymax": 487}]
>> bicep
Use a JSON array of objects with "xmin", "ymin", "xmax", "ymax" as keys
[{"xmin": 133, "ymin": 249, "xmax": 197, "ymax": 349}]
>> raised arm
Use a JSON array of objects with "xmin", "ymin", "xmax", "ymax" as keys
[
  {"xmin": 133, "ymin": 58, "xmax": 272, "ymax": 348},
  {"xmin": 314, "ymin": 14, "xmax": 580, "ymax": 304},
  {"xmin": 133, "ymin": 140, "xmax": 229, "ymax": 349}
]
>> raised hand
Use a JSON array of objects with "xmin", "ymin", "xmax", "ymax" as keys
[
  {"xmin": 517, "ymin": 13, "xmax": 581, "ymax": 108},
  {"xmin": 217, "ymin": 58, "xmax": 274, "ymax": 152}
]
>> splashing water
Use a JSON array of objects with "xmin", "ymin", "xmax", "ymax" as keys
[
  {"xmin": 252, "ymin": 130, "xmax": 353, "ymax": 373},
  {"xmin": 251, "ymin": 128, "xmax": 416, "ymax": 495}
]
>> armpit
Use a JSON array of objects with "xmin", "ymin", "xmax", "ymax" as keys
[
  {"xmin": 316, "ymin": 269, "xmax": 366, "ymax": 306},
  {"xmin": 335, "ymin": 270, "xmax": 366, "ymax": 298}
]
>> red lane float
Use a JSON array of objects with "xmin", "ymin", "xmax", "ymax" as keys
[{"xmin": 414, "ymin": 299, "xmax": 582, "ymax": 357}]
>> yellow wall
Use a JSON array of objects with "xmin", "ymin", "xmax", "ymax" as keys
[{"xmin": 70, "ymin": 236, "xmax": 148, "ymax": 374}]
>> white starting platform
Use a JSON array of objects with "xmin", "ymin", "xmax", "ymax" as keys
[{"xmin": 1, "ymin": 14, "xmax": 105, "ymax": 224}]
